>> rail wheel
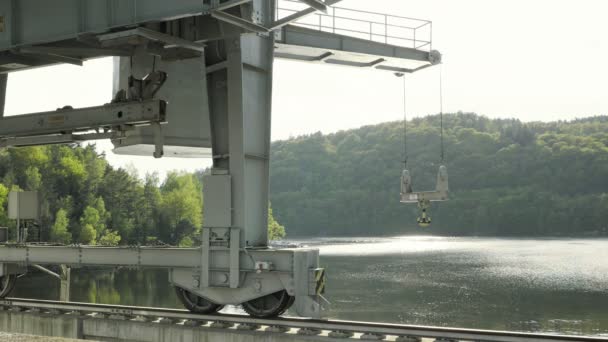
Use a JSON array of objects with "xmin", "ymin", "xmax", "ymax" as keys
[
  {"xmin": 175, "ymin": 287, "xmax": 223, "ymax": 314},
  {"xmin": 0, "ymin": 275, "xmax": 16, "ymax": 298},
  {"xmin": 242, "ymin": 290, "xmax": 293, "ymax": 318}
]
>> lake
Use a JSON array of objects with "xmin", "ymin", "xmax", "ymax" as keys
[{"xmin": 12, "ymin": 236, "xmax": 608, "ymax": 337}]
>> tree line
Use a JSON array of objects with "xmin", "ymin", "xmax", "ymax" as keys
[
  {"xmin": 0, "ymin": 145, "xmax": 285, "ymax": 245},
  {"xmin": 2, "ymin": 113, "xmax": 606, "ymax": 241},
  {"xmin": 269, "ymin": 113, "xmax": 608, "ymax": 237}
]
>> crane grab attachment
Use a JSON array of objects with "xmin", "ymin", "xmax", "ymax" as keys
[{"xmin": 400, "ymin": 165, "xmax": 449, "ymax": 227}]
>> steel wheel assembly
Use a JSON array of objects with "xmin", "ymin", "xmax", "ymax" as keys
[
  {"xmin": 0, "ymin": 275, "xmax": 16, "ymax": 298},
  {"xmin": 175, "ymin": 287, "xmax": 223, "ymax": 314},
  {"xmin": 241, "ymin": 290, "xmax": 294, "ymax": 318}
]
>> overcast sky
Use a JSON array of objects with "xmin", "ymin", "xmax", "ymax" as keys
[{"xmin": 4, "ymin": 0, "xmax": 608, "ymax": 177}]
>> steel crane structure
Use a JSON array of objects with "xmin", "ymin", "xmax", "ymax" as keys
[{"xmin": 0, "ymin": 0, "xmax": 440, "ymax": 318}]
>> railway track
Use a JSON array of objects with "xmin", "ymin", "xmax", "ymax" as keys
[{"xmin": 0, "ymin": 298, "xmax": 604, "ymax": 342}]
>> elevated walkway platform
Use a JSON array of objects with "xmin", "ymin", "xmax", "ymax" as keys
[
  {"xmin": 275, "ymin": 25, "xmax": 440, "ymax": 73},
  {"xmin": 275, "ymin": 1, "xmax": 440, "ymax": 73}
]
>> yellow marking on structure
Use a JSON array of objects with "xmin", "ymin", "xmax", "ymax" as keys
[{"xmin": 314, "ymin": 268, "xmax": 326, "ymax": 295}]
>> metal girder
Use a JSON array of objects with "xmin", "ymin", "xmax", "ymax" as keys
[
  {"xmin": 14, "ymin": 48, "xmax": 83, "ymax": 66},
  {"xmin": 270, "ymin": 0, "xmax": 342, "ymax": 30},
  {"xmin": 0, "ymin": 245, "xmax": 297, "ymax": 270},
  {"xmin": 376, "ymin": 63, "xmax": 435, "ymax": 74},
  {"xmin": 98, "ymin": 27, "xmax": 206, "ymax": 52},
  {"xmin": 400, "ymin": 190, "xmax": 448, "ymax": 202},
  {"xmin": 0, "ymin": 132, "xmax": 118, "ymax": 148},
  {"xmin": 15, "ymin": 46, "xmax": 131, "ymax": 58},
  {"xmin": 210, "ymin": 10, "xmax": 270, "ymax": 34},
  {"xmin": 212, "ymin": 0, "xmax": 252, "ymax": 11},
  {"xmin": 0, "ymin": 99, "xmax": 166, "ymax": 138},
  {"xmin": 31, "ymin": 264, "xmax": 61, "ymax": 280},
  {"xmin": 298, "ymin": 0, "xmax": 328, "ymax": 13}
]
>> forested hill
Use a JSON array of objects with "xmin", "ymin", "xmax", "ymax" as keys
[
  {"xmin": 269, "ymin": 113, "xmax": 608, "ymax": 237},
  {"xmin": 0, "ymin": 146, "xmax": 286, "ymax": 246}
]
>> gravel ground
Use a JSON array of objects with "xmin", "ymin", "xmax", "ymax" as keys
[{"xmin": 0, "ymin": 332, "xmax": 93, "ymax": 341}]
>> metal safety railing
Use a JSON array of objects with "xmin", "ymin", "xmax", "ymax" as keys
[{"xmin": 276, "ymin": 0, "xmax": 432, "ymax": 51}]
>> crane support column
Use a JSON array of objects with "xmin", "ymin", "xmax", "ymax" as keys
[{"xmin": 206, "ymin": 1, "xmax": 275, "ymax": 248}]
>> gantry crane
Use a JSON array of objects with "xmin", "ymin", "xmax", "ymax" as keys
[{"xmin": 0, "ymin": 0, "xmax": 440, "ymax": 318}]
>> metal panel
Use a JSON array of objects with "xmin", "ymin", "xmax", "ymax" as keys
[
  {"xmin": 82, "ymin": 0, "xmax": 110, "ymax": 32},
  {"xmin": 13, "ymin": 0, "xmax": 81, "ymax": 47},
  {"xmin": 293, "ymin": 249, "xmax": 322, "ymax": 318},
  {"xmin": 7, "ymin": 191, "xmax": 39, "ymax": 220},
  {"xmin": 202, "ymin": 174, "xmax": 232, "ymax": 227}
]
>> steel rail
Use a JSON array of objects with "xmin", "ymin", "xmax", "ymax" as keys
[{"xmin": 0, "ymin": 298, "xmax": 604, "ymax": 342}]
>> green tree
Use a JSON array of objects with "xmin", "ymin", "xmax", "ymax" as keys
[
  {"xmin": 24, "ymin": 166, "xmax": 42, "ymax": 190},
  {"xmin": 160, "ymin": 172, "xmax": 203, "ymax": 244},
  {"xmin": 79, "ymin": 224, "xmax": 96, "ymax": 244},
  {"xmin": 79, "ymin": 206, "xmax": 104, "ymax": 244},
  {"xmin": 50, "ymin": 209, "xmax": 71, "ymax": 244},
  {"xmin": 98, "ymin": 230, "xmax": 121, "ymax": 246},
  {"xmin": 92, "ymin": 197, "xmax": 109, "ymax": 234},
  {"xmin": 0, "ymin": 183, "xmax": 8, "ymax": 226},
  {"xmin": 98, "ymin": 168, "xmax": 140, "ymax": 242},
  {"xmin": 133, "ymin": 173, "xmax": 162, "ymax": 243},
  {"xmin": 178, "ymin": 236, "xmax": 194, "ymax": 247},
  {"xmin": 268, "ymin": 203, "xmax": 286, "ymax": 240}
]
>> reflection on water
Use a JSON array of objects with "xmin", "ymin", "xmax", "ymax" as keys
[{"xmin": 12, "ymin": 236, "xmax": 608, "ymax": 337}]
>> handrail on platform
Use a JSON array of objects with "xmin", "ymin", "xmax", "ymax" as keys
[{"xmin": 276, "ymin": 0, "xmax": 433, "ymax": 50}]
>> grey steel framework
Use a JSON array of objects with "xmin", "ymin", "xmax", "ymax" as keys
[
  {"xmin": 0, "ymin": 0, "xmax": 441, "ymax": 318},
  {"xmin": 1, "ymin": 298, "xmax": 604, "ymax": 342}
]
